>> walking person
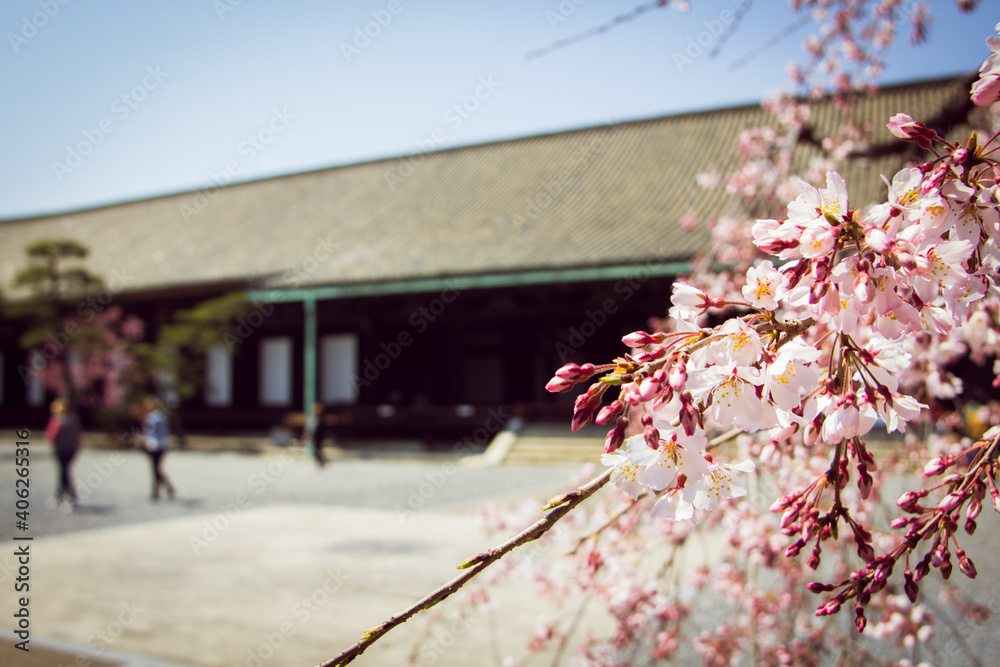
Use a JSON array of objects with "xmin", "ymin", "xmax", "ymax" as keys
[
  {"xmin": 306, "ymin": 401, "xmax": 329, "ymax": 468},
  {"xmin": 142, "ymin": 397, "xmax": 176, "ymax": 500},
  {"xmin": 45, "ymin": 398, "xmax": 81, "ymax": 508}
]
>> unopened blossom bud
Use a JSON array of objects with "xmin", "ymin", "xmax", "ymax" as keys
[
  {"xmin": 622, "ymin": 331, "xmax": 654, "ymax": 348},
  {"xmin": 857, "ymin": 541, "xmax": 875, "ymax": 564},
  {"xmin": 941, "ymin": 473, "xmax": 963, "ymax": 486},
  {"xmin": 890, "ymin": 516, "xmax": 912, "ymax": 529},
  {"xmin": 668, "ymin": 361, "xmax": 687, "ymax": 391},
  {"xmin": 865, "ymin": 226, "xmax": 890, "ymax": 253},
  {"xmin": 622, "ymin": 383, "xmax": 642, "ymax": 404},
  {"xmin": 561, "ymin": 362, "xmax": 596, "ymax": 382},
  {"xmin": 785, "ymin": 538, "xmax": 806, "ymax": 558},
  {"xmin": 555, "ymin": 363, "xmax": 582, "ymax": 381},
  {"xmin": 855, "ymin": 610, "xmax": 867, "ymax": 633},
  {"xmin": 972, "ymin": 481, "xmax": 986, "ymax": 503},
  {"xmin": 595, "ymin": 400, "xmax": 624, "ymax": 425},
  {"xmin": 967, "ymin": 499, "xmax": 982, "ymax": 521},
  {"xmin": 780, "ymin": 507, "xmax": 800, "ymax": 530},
  {"xmin": 952, "ymin": 146, "xmax": 968, "ymax": 164},
  {"xmin": 965, "ymin": 518, "xmax": 977, "ymax": 535},
  {"xmin": 811, "ymin": 257, "xmax": 830, "ymax": 282},
  {"xmin": 922, "ymin": 457, "xmax": 949, "ymax": 476},
  {"xmin": 604, "ymin": 417, "xmax": 629, "ymax": 453},
  {"xmin": 815, "ymin": 598, "xmax": 841, "ymax": 616},
  {"xmin": 572, "ymin": 385, "xmax": 606, "ymax": 431},
  {"xmin": 804, "ymin": 419, "xmax": 821, "ymax": 447},
  {"xmin": 922, "ymin": 163, "xmax": 948, "ymax": 194},
  {"xmin": 886, "ymin": 113, "xmax": 938, "ymax": 149},
  {"xmin": 957, "ymin": 549, "xmax": 977, "ymax": 578},
  {"xmin": 937, "ymin": 492, "xmax": 964, "ymax": 513},
  {"xmin": 903, "ymin": 570, "xmax": 919, "ymax": 603},
  {"xmin": 638, "ymin": 377, "xmax": 661, "ymax": 402},
  {"xmin": 679, "ymin": 392, "xmax": 699, "ymax": 437},
  {"xmin": 858, "ymin": 471, "xmax": 873, "ymax": 500},
  {"xmin": 808, "ymin": 281, "xmax": 829, "ymax": 305},
  {"xmin": 644, "ymin": 424, "xmax": 660, "ymax": 449},
  {"xmin": 806, "ymin": 582, "xmax": 832, "ymax": 594},
  {"xmin": 769, "ymin": 493, "xmax": 800, "ymax": 513},
  {"xmin": 807, "ymin": 547, "xmax": 821, "ymax": 570},
  {"xmin": 545, "ymin": 376, "xmax": 575, "ymax": 393},
  {"xmin": 633, "ymin": 347, "xmax": 667, "ymax": 364},
  {"xmin": 854, "ymin": 272, "xmax": 874, "ymax": 304}
]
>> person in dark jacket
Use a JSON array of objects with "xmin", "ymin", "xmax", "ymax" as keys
[
  {"xmin": 45, "ymin": 398, "xmax": 81, "ymax": 507},
  {"xmin": 307, "ymin": 402, "xmax": 329, "ymax": 468}
]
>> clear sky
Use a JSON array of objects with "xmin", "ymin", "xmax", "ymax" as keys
[{"xmin": 0, "ymin": 0, "xmax": 992, "ymax": 220}]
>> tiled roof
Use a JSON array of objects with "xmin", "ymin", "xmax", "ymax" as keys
[{"xmin": 0, "ymin": 74, "xmax": 977, "ymax": 299}]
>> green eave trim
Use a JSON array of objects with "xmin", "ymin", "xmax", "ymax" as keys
[{"xmin": 246, "ymin": 261, "xmax": 690, "ymax": 303}]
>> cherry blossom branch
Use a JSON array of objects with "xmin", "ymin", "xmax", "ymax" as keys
[
  {"xmin": 567, "ymin": 494, "xmax": 647, "ymax": 556},
  {"xmin": 321, "ymin": 468, "xmax": 613, "ymax": 666}
]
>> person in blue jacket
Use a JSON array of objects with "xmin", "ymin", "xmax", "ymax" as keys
[{"xmin": 142, "ymin": 397, "xmax": 176, "ymax": 500}]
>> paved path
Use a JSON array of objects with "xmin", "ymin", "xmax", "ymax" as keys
[
  {"xmin": 3, "ymin": 443, "xmax": 1000, "ymax": 667},
  {"xmin": 0, "ymin": 444, "xmax": 590, "ymax": 667}
]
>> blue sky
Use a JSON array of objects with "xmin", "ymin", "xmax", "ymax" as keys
[{"xmin": 0, "ymin": 0, "xmax": 992, "ymax": 219}]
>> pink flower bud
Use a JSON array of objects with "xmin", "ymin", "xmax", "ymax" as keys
[
  {"xmin": 903, "ymin": 571, "xmax": 918, "ymax": 603},
  {"xmin": 769, "ymin": 493, "xmax": 798, "ymax": 513},
  {"xmin": 858, "ymin": 472, "xmax": 873, "ymax": 500},
  {"xmin": 644, "ymin": 424, "xmax": 660, "ymax": 449},
  {"xmin": 545, "ymin": 376, "xmax": 574, "ymax": 393},
  {"xmin": 604, "ymin": 417, "xmax": 628, "ymax": 453},
  {"xmin": 638, "ymin": 377, "xmax": 661, "ymax": 402},
  {"xmin": 555, "ymin": 363, "xmax": 583, "ymax": 381},
  {"xmin": 668, "ymin": 362, "xmax": 687, "ymax": 390},
  {"xmin": 785, "ymin": 539, "xmax": 805, "ymax": 558},
  {"xmin": 679, "ymin": 400, "xmax": 699, "ymax": 437},
  {"xmin": 958, "ymin": 551, "xmax": 977, "ymax": 579},
  {"xmin": 595, "ymin": 400, "xmax": 624, "ymax": 425},
  {"xmin": 922, "ymin": 457, "xmax": 949, "ymax": 476},
  {"xmin": 886, "ymin": 113, "xmax": 938, "ymax": 148},
  {"xmin": 815, "ymin": 598, "xmax": 841, "ymax": 616},
  {"xmin": 865, "ymin": 226, "xmax": 890, "ymax": 253},
  {"xmin": 937, "ymin": 492, "xmax": 964, "ymax": 513},
  {"xmin": 622, "ymin": 331, "xmax": 653, "ymax": 348},
  {"xmin": 854, "ymin": 272, "xmax": 874, "ymax": 304},
  {"xmin": 967, "ymin": 499, "xmax": 982, "ymax": 521}
]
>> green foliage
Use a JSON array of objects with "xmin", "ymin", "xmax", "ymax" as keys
[
  {"xmin": 136, "ymin": 292, "xmax": 252, "ymax": 402},
  {"xmin": 13, "ymin": 238, "xmax": 102, "ymax": 299}
]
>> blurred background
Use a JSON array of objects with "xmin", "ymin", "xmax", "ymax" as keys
[{"xmin": 0, "ymin": 1, "xmax": 995, "ymax": 666}]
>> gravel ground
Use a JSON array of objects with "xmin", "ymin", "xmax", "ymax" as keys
[{"xmin": 0, "ymin": 443, "xmax": 584, "ymax": 542}]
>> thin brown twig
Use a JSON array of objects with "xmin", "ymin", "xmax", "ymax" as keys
[
  {"xmin": 567, "ymin": 494, "xmax": 646, "ymax": 556},
  {"xmin": 320, "ymin": 468, "xmax": 614, "ymax": 667}
]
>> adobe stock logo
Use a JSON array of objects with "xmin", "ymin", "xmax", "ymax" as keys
[
  {"xmin": 340, "ymin": 0, "xmax": 404, "ymax": 63},
  {"xmin": 51, "ymin": 66, "xmax": 168, "ymax": 181},
  {"xmin": 672, "ymin": 0, "xmax": 749, "ymax": 73}
]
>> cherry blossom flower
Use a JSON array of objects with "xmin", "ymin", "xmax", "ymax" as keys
[
  {"xmin": 764, "ymin": 340, "xmax": 822, "ymax": 411},
  {"xmin": 601, "ymin": 450, "xmax": 647, "ymax": 500},
  {"xmin": 687, "ymin": 460, "xmax": 756, "ymax": 512},
  {"xmin": 709, "ymin": 318, "xmax": 763, "ymax": 367},
  {"xmin": 689, "ymin": 363, "xmax": 768, "ymax": 431},
  {"xmin": 626, "ymin": 430, "xmax": 710, "ymax": 492},
  {"xmin": 743, "ymin": 260, "xmax": 786, "ymax": 311}
]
